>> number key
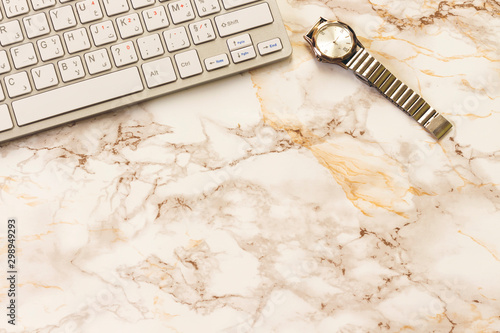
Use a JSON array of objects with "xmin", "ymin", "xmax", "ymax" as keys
[
  {"xmin": 142, "ymin": 6, "xmax": 169, "ymax": 32},
  {"xmin": 168, "ymin": 0, "xmax": 195, "ymax": 24},
  {"xmin": 111, "ymin": 41, "xmax": 138, "ymax": 67},
  {"xmin": 116, "ymin": 13, "xmax": 144, "ymax": 39},
  {"xmin": 90, "ymin": 20, "xmax": 118, "ymax": 46},
  {"xmin": 76, "ymin": 0, "xmax": 104, "ymax": 24}
]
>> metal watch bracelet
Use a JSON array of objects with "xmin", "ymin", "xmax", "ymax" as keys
[{"xmin": 344, "ymin": 48, "xmax": 453, "ymax": 140}]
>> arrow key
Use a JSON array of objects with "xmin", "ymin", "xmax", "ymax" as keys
[
  {"xmin": 227, "ymin": 34, "xmax": 252, "ymax": 51},
  {"xmin": 204, "ymin": 53, "xmax": 229, "ymax": 71},
  {"xmin": 230, "ymin": 45, "xmax": 256, "ymax": 64},
  {"xmin": 258, "ymin": 38, "xmax": 283, "ymax": 56}
]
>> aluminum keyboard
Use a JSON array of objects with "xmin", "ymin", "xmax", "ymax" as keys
[{"xmin": 0, "ymin": 0, "xmax": 292, "ymax": 143}]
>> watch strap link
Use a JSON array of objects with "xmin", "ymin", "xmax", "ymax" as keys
[{"xmin": 346, "ymin": 48, "xmax": 453, "ymax": 140}]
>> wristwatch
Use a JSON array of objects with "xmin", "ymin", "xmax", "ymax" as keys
[{"xmin": 304, "ymin": 18, "xmax": 453, "ymax": 140}]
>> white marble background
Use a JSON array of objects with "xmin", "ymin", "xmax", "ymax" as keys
[{"xmin": 1, "ymin": 0, "xmax": 500, "ymax": 332}]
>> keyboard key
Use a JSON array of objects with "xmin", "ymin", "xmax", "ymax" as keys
[
  {"xmin": 76, "ymin": 0, "xmax": 104, "ymax": 24},
  {"xmin": 116, "ymin": 13, "xmax": 144, "ymax": 39},
  {"xmin": 12, "ymin": 67, "xmax": 144, "ymax": 126},
  {"xmin": 137, "ymin": 34, "xmax": 164, "ymax": 60},
  {"xmin": 131, "ymin": 0, "xmax": 154, "ymax": 9},
  {"xmin": 31, "ymin": 64, "xmax": 58, "ymax": 90},
  {"xmin": 4, "ymin": 71, "xmax": 32, "ymax": 98},
  {"xmin": 23, "ymin": 13, "xmax": 51, "ymax": 38},
  {"xmin": 2, "ymin": 0, "xmax": 29, "ymax": 18},
  {"xmin": 84, "ymin": 49, "xmax": 112, "ymax": 74},
  {"xmin": 90, "ymin": 20, "xmax": 118, "ymax": 46},
  {"xmin": 215, "ymin": 3, "xmax": 273, "ymax": 37},
  {"xmin": 163, "ymin": 26, "xmax": 190, "ymax": 52},
  {"xmin": 10, "ymin": 42, "xmax": 38, "ymax": 69},
  {"xmin": 111, "ymin": 41, "xmax": 138, "ymax": 67},
  {"xmin": 37, "ymin": 35, "xmax": 64, "ymax": 61},
  {"xmin": 30, "ymin": 0, "xmax": 56, "ymax": 11},
  {"xmin": 221, "ymin": 0, "xmax": 258, "ymax": 9},
  {"xmin": 64, "ymin": 28, "xmax": 91, "ymax": 53},
  {"xmin": 49, "ymin": 6, "xmax": 77, "ymax": 31},
  {"xmin": 58, "ymin": 56, "xmax": 85, "ymax": 82},
  {"xmin": 175, "ymin": 49, "xmax": 202, "ymax": 79},
  {"xmin": 142, "ymin": 57, "xmax": 176, "ymax": 88},
  {"xmin": 0, "ymin": 20, "xmax": 24, "ymax": 46},
  {"xmin": 258, "ymin": 38, "xmax": 282, "ymax": 55},
  {"xmin": 142, "ymin": 6, "xmax": 169, "ymax": 32},
  {"xmin": 0, "ymin": 84, "xmax": 4, "ymax": 101},
  {"xmin": 231, "ymin": 45, "xmax": 256, "ymax": 63},
  {"xmin": 188, "ymin": 19, "xmax": 216, "ymax": 45},
  {"xmin": 193, "ymin": 0, "xmax": 221, "ymax": 17},
  {"xmin": 168, "ymin": 0, "xmax": 195, "ymax": 24},
  {"xmin": 0, "ymin": 50, "xmax": 12, "ymax": 74},
  {"xmin": 204, "ymin": 53, "xmax": 229, "ymax": 71},
  {"xmin": 102, "ymin": 0, "xmax": 129, "ymax": 16},
  {"xmin": 0, "ymin": 105, "xmax": 14, "ymax": 132},
  {"xmin": 227, "ymin": 33, "xmax": 252, "ymax": 51}
]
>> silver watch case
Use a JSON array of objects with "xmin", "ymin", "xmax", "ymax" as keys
[{"xmin": 304, "ymin": 18, "xmax": 361, "ymax": 68}]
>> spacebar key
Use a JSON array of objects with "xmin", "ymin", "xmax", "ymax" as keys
[{"xmin": 13, "ymin": 67, "xmax": 144, "ymax": 126}]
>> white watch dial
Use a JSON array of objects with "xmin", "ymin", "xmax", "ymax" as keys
[{"xmin": 315, "ymin": 23, "xmax": 354, "ymax": 59}]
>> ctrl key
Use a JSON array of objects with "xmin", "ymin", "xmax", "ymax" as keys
[{"xmin": 0, "ymin": 105, "xmax": 14, "ymax": 133}]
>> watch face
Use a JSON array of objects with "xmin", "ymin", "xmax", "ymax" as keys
[{"xmin": 315, "ymin": 23, "xmax": 354, "ymax": 60}]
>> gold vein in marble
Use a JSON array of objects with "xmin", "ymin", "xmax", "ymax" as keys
[
  {"xmin": 255, "ymin": 97, "xmax": 424, "ymax": 217},
  {"xmin": 458, "ymin": 230, "xmax": 500, "ymax": 261}
]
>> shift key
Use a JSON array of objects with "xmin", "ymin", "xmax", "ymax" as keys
[{"xmin": 215, "ymin": 3, "xmax": 273, "ymax": 37}]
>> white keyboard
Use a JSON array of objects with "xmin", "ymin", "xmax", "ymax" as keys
[{"xmin": 0, "ymin": 0, "xmax": 292, "ymax": 143}]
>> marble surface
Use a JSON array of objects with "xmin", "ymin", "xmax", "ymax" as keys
[{"xmin": 1, "ymin": 0, "xmax": 500, "ymax": 332}]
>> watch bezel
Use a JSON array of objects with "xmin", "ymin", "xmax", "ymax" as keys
[{"xmin": 304, "ymin": 18, "xmax": 358, "ymax": 64}]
